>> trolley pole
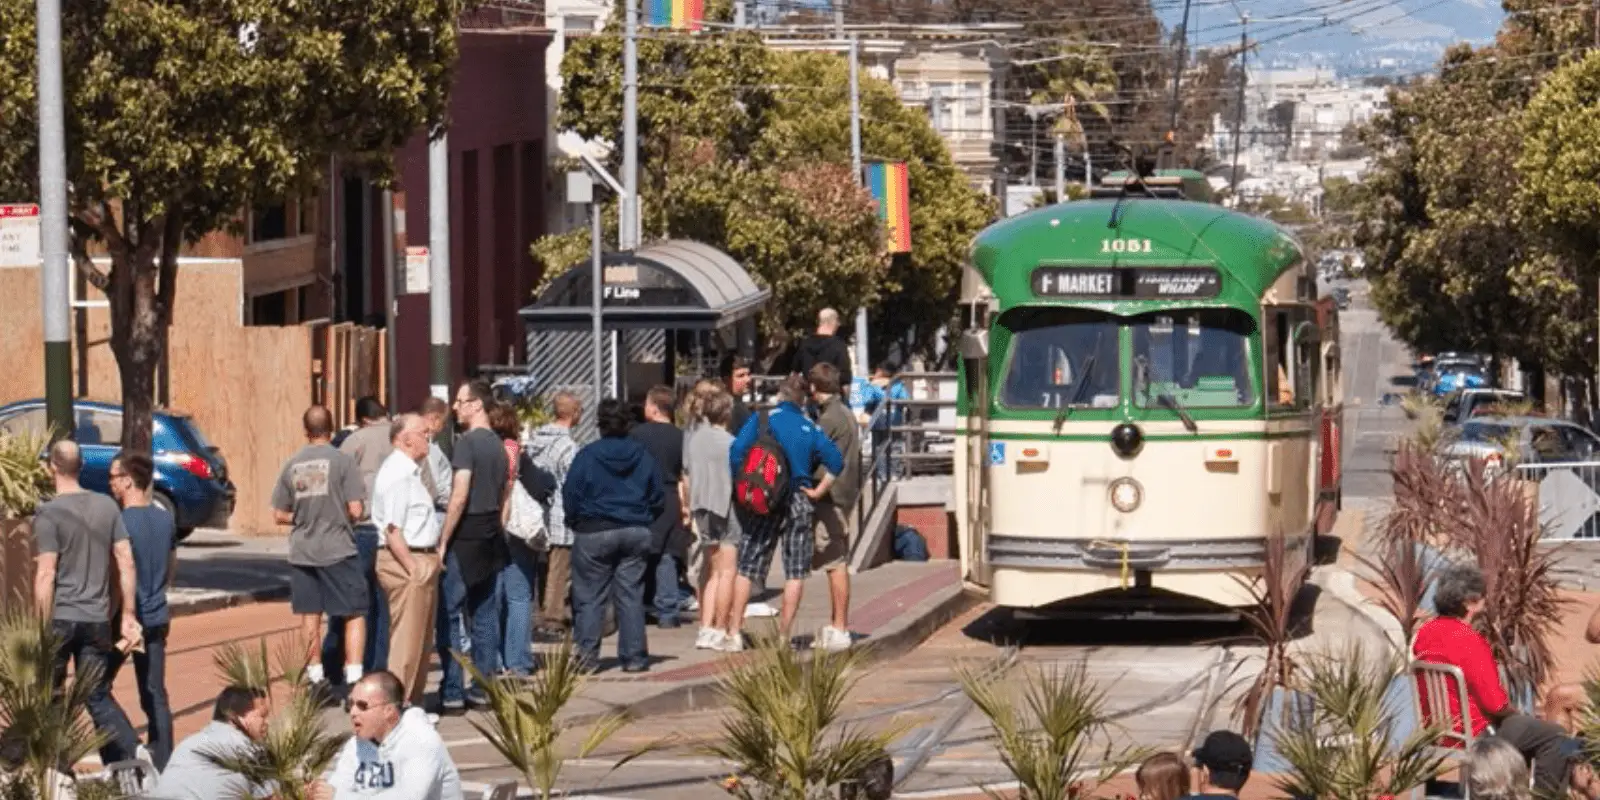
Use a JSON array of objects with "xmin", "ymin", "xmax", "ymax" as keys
[
  {"xmin": 1168, "ymin": 0, "xmax": 1193, "ymax": 136},
  {"xmin": 1053, "ymin": 133, "xmax": 1065, "ymax": 203},
  {"xmin": 622, "ymin": 0, "xmax": 639, "ymax": 250},
  {"xmin": 38, "ymin": 0, "xmax": 71, "ymax": 440},
  {"xmin": 1230, "ymin": 15, "xmax": 1249, "ymax": 194},
  {"xmin": 428, "ymin": 130, "xmax": 452, "ymax": 414},
  {"xmin": 849, "ymin": 34, "xmax": 869, "ymax": 376}
]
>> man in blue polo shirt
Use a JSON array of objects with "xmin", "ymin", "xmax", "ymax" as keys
[{"xmin": 726, "ymin": 374, "xmax": 843, "ymax": 650}]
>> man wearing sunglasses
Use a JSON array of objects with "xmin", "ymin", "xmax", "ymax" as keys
[{"xmin": 319, "ymin": 671, "xmax": 462, "ymax": 799}]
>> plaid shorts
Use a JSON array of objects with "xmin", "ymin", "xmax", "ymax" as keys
[{"xmin": 735, "ymin": 490, "xmax": 815, "ymax": 583}]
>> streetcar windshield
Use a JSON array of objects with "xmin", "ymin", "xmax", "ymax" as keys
[
  {"xmin": 1130, "ymin": 309, "xmax": 1257, "ymax": 409},
  {"xmin": 1001, "ymin": 308, "xmax": 1120, "ymax": 410}
]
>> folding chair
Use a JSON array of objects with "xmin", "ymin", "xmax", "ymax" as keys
[
  {"xmin": 481, "ymin": 779, "xmax": 518, "ymax": 800},
  {"xmin": 1411, "ymin": 660, "xmax": 1475, "ymax": 800},
  {"xmin": 104, "ymin": 758, "xmax": 158, "ymax": 797}
]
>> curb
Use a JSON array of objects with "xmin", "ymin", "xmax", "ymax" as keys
[
  {"xmin": 564, "ymin": 582, "xmax": 981, "ymax": 726},
  {"xmin": 169, "ymin": 584, "xmax": 290, "ymax": 619}
]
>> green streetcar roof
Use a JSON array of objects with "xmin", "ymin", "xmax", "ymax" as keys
[{"xmin": 970, "ymin": 198, "xmax": 1304, "ymax": 313}]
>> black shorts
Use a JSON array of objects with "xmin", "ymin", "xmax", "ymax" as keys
[{"xmin": 289, "ymin": 556, "xmax": 369, "ymax": 618}]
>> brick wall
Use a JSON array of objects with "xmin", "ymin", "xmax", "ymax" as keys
[{"xmin": 895, "ymin": 504, "xmax": 955, "ymax": 560}]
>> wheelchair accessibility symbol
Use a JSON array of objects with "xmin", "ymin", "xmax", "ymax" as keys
[{"xmin": 988, "ymin": 442, "xmax": 1006, "ymax": 465}]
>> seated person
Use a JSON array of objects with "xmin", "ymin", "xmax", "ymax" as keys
[
  {"xmin": 1179, "ymin": 730, "xmax": 1252, "ymax": 800},
  {"xmin": 1413, "ymin": 564, "xmax": 1584, "ymax": 797},
  {"xmin": 1465, "ymin": 737, "xmax": 1531, "ymax": 800},
  {"xmin": 318, "ymin": 671, "xmax": 462, "ymax": 799},
  {"xmin": 147, "ymin": 686, "xmax": 272, "ymax": 800}
]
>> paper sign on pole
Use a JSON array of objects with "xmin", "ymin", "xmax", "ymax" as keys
[
  {"xmin": 0, "ymin": 204, "xmax": 41, "ymax": 268},
  {"xmin": 404, "ymin": 246, "xmax": 430, "ymax": 294}
]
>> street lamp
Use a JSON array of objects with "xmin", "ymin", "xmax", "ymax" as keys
[{"xmin": 567, "ymin": 154, "xmax": 631, "ymax": 409}]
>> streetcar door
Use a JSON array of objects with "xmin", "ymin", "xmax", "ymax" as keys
[{"xmin": 960, "ymin": 330, "xmax": 993, "ymax": 587}]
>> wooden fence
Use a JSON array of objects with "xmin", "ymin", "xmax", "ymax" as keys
[{"xmin": 310, "ymin": 322, "xmax": 388, "ymax": 430}]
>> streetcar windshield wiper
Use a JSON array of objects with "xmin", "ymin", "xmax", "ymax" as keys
[
  {"xmin": 1158, "ymin": 391, "xmax": 1199, "ymax": 433},
  {"xmin": 1054, "ymin": 332, "xmax": 1105, "ymax": 434}
]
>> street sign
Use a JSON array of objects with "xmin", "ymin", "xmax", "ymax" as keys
[
  {"xmin": 0, "ymin": 204, "xmax": 40, "ymax": 268},
  {"xmin": 404, "ymin": 246, "xmax": 430, "ymax": 294}
]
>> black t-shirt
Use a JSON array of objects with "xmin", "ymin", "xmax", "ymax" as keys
[
  {"xmin": 728, "ymin": 396, "xmax": 752, "ymax": 436},
  {"xmin": 629, "ymin": 421, "xmax": 686, "ymax": 552},
  {"xmin": 452, "ymin": 427, "xmax": 508, "ymax": 516}
]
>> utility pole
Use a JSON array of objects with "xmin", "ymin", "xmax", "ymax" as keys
[
  {"xmin": 38, "ymin": 0, "xmax": 70, "ymax": 439},
  {"xmin": 1230, "ymin": 14, "xmax": 1249, "ymax": 194},
  {"xmin": 849, "ymin": 34, "xmax": 869, "ymax": 376},
  {"xmin": 1168, "ymin": 0, "xmax": 1193, "ymax": 137},
  {"xmin": 591, "ymin": 197, "xmax": 604, "ymax": 405},
  {"xmin": 622, "ymin": 0, "xmax": 639, "ymax": 250},
  {"xmin": 381, "ymin": 187, "xmax": 398, "ymax": 407},
  {"xmin": 1053, "ymin": 133, "xmax": 1065, "ymax": 203},
  {"xmin": 428, "ymin": 131, "xmax": 452, "ymax": 412}
]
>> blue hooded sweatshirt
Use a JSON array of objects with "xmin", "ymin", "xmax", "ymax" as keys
[{"xmin": 563, "ymin": 436, "xmax": 665, "ymax": 534}]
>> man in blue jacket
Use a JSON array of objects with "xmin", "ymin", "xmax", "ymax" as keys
[{"xmin": 727, "ymin": 374, "xmax": 843, "ymax": 649}]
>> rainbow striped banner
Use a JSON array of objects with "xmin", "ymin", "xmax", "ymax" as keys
[
  {"xmin": 866, "ymin": 162, "xmax": 911, "ymax": 253},
  {"xmin": 645, "ymin": 0, "xmax": 704, "ymax": 30}
]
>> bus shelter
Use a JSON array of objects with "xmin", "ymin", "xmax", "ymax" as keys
[{"xmin": 518, "ymin": 239, "xmax": 769, "ymax": 437}]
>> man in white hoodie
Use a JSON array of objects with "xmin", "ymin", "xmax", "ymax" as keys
[{"xmin": 321, "ymin": 671, "xmax": 463, "ymax": 799}]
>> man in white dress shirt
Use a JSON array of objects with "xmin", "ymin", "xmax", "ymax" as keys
[{"xmin": 371, "ymin": 414, "xmax": 443, "ymax": 707}]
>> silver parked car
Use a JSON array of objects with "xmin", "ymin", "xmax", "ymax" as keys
[{"xmin": 1442, "ymin": 415, "xmax": 1600, "ymax": 466}]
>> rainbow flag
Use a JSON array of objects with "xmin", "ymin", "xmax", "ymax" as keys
[
  {"xmin": 645, "ymin": 0, "xmax": 704, "ymax": 30},
  {"xmin": 866, "ymin": 162, "xmax": 911, "ymax": 253}
]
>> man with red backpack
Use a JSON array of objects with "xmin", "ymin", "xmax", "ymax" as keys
[{"xmin": 726, "ymin": 374, "xmax": 844, "ymax": 649}]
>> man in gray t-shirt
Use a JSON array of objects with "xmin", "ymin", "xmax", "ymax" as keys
[
  {"xmin": 272, "ymin": 405, "xmax": 367, "ymax": 689},
  {"xmin": 33, "ymin": 440, "xmax": 141, "ymax": 765}
]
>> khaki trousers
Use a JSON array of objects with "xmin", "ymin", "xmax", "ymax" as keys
[
  {"xmin": 376, "ymin": 548, "xmax": 440, "ymax": 705},
  {"xmin": 540, "ymin": 545, "xmax": 572, "ymax": 629}
]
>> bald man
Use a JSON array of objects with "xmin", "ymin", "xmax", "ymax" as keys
[
  {"xmin": 33, "ymin": 439, "xmax": 142, "ymax": 764},
  {"xmin": 273, "ymin": 405, "xmax": 369, "ymax": 691},
  {"xmin": 794, "ymin": 308, "xmax": 853, "ymax": 391}
]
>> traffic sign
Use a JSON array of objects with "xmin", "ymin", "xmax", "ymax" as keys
[
  {"xmin": 404, "ymin": 246, "xmax": 430, "ymax": 294},
  {"xmin": 0, "ymin": 204, "xmax": 40, "ymax": 268}
]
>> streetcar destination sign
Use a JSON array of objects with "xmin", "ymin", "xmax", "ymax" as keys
[{"xmin": 1031, "ymin": 266, "xmax": 1221, "ymax": 299}]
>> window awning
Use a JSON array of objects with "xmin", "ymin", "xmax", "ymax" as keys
[{"xmin": 519, "ymin": 239, "xmax": 770, "ymax": 330}]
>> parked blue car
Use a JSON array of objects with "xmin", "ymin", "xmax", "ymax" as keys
[{"xmin": 0, "ymin": 400, "xmax": 235, "ymax": 540}]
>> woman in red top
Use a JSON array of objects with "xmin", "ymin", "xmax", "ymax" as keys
[{"xmin": 1412, "ymin": 564, "xmax": 1579, "ymax": 796}]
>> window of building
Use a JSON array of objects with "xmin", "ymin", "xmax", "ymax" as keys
[
  {"xmin": 297, "ymin": 197, "xmax": 315, "ymax": 237},
  {"xmin": 250, "ymin": 290, "xmax": 289, "ymax": 326},
  {"xmin": 251, "ymin": 203, "xmax": 289, "ymax": 243},
  {"xmin": 962, "ymin": 82, "xmax": 985, "ymax": 131},
  {"xmin": 565, "ymin": 14, "xmax": 597, "ymax": 34}
]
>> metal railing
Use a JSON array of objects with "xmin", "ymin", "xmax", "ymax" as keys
[{"xmin": 1513, "ymin": 460, "xmax": 1600, "ymax": 540}]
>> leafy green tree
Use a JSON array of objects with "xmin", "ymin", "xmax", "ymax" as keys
[
  {"xmin": 539, "ymin": 15, "xmax": 992, "ymax": 359},
  {"xmin": 0, "ymin": 0, "xmax": 466, "ymax": 453}
]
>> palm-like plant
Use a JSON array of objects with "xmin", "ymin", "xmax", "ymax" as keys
[
  {"xmin": 1272, "ymin": 644, "xmax": 1449, "ymax": 800},
  {"xmin": 202, "ymin": 638, "xmax": 347, "ymax": 800},
  {"xmin": 460, "ymin": 640, "xmax": 647, "ymax": 800},
  {"xmin": 0, "ymin": 429, "xmax": 50, "ymax": 519},
  {"xmin": 1233, "ymin": 531, "xmax": 1300, "ymax": 741},
  {"xmin": 0, "ymin": 605, "xmax": 106, "ymax": 800},
  {"xmin": 958, "ymin": 658, "xmax": 1147, "ymax": 800},
  {"xmin": 706, "ymin": 631, "xmax": 902, "ymax": 800}
]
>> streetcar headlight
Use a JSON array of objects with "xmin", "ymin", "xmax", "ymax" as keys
[
  {"xmin": 1109, "ymin": 477, "xmax": 1142, "ymax": 513},
  {"xmin": 1111, "ymin": 423, "xmax": 1143, "ymax": 458}
]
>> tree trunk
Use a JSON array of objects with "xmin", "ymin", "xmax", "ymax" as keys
[{"xmin": 104, "ymin": 211, "xmax": 178, "ymax": 457}]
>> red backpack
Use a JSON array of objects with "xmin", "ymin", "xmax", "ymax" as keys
[{"xmin": 734, "ymin": 410, "xmax": 791, "ymax": 516}]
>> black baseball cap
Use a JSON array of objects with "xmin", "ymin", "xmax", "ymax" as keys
[{"xmin": 1192, "ymin": 730, "xmax": 1253, "ymax": 785}]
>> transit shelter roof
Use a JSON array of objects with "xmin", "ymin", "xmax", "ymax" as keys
[{"xmin": 519, "ymin": 239, "xmax": 770, "ymax": 330}]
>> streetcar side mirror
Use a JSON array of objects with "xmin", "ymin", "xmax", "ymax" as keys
[{"xmin": 960, "ymin": 331, "xmax": 989, "ymax": 360}]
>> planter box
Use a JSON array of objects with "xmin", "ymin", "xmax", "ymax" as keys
[{"xmin": 0, "ymin": 519, "xmax": 32, "ymax": 611}]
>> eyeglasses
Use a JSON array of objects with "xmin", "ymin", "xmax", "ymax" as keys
[
  {"xmin": 109, "ymin": 471, "xmax": 128, "ymax": 480},
  {"xmin": 349, "ymin": 698, "xmax": 395, "ymax": 713}
]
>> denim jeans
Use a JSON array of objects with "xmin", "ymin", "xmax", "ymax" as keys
[
  {"xmin": 51, "ymin": 619, "xmax": 139, "ymax": 766},
  {"xmin": 322, "ymin": 523, "xmax": 390, "ymax": 683},
  {"xmin": 435, "ymin": 548, "xmax": 470, "ymax": 705},
  {"xmin": 500, "ymin": 544, "xmax": 539, "ymax": 676},
  {"xmin": 465, "ymin": 571, "xmax": 502, "ymax": 692},
  {"xmin": 107, "ymin": 623, "xmax": 173, "ymax": 770},
  {"xmin": 572, "ymin": 526, "xmax": 651, "ymax": 669},
  {"xmin": 648, "ymin": 551, "xmax": 680, "ymax": 624}
]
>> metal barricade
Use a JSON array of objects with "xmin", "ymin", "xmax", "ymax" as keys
[{"xmin": 1512, "ymin": 460, "xmax": 1600, "ymax": 540}]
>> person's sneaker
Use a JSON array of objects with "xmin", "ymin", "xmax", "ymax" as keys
[
  {"xmin": 744, "ymin": 602, "xmax": 778, "ymax": 618},
  {"xmin": 439, "ymin": 697, "xmax": 466, "ymax": 714},
  {"xmin": 426, "ymin": 712, "xmax": 441, "ymax": 727},
  {"xmin": 720, "ymin": 632, "xmax": 746, "ymax": 653},
  {"xmin": 135, "ymin": 744, "xmax": 153, "ymax": 765},
  {"xmin": 680, "ymin": 595, "xmax": 700, "ymax": 613},
  {"xmin": 695, "ymin": 626, "xmax": 727, "ymax": 650},
  {"xmin": 657, "ymin": 617, "xmax": 682, "ymax": 630},
  {"xmin": 816, "ymin": 625, "xmax": 853, "ymax": 652}
]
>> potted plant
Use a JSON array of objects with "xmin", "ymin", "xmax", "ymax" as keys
[
  {"xmin": 0, "ymin": 429, "xmax": 50, "ymax": 609},
  {"xmin": 707, "ymin": 631, "xmax": 903, "ymax": 799},
  {"xmin": 204, "ymin": 639, "xmax": 349, "ymax": 800},
  {"xmin": 1233, "ymin": 531, "xmax": 1308, "ymax": 770},
  {"xmin": 957, "ymin": 657, "xmax": 1148, "ymax": 800},
  {"xmin": 0, "ymin": 605, "xmax": 107, "ymax": 800}
]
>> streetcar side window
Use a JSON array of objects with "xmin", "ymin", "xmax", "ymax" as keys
[
  {"xmin": 998, "ymin": 308, "xmax": 1121, "ymax": 410},
  {"xmin": 1267, "ymin": 311, "xmax": 1294, "ymax": 408}
]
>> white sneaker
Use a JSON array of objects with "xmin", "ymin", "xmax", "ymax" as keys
[
  {"xmin": 135, "ymin": 744, "xmax": 153, "ymax": 766},
  {"xmin": 744, "ymin": 602, "xmax": 778, "ymax": 618},
  {"xmin": 816, "ymin": 626, "xmax": 853, "ymax": 652},
  {"xmin": 695, "ymin": 626, "xmax": 726, "ymax": 650},
  {"xmin": 720, "ymin": 631, "xmax": 746, "ymax": 652},
  {"xmin": 426, "ymin": 712, "xmax": 441, "ymax": 727},
  {"xmin": 681, "ymin": 596, "xmax": 700, "ymax": 613}
]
